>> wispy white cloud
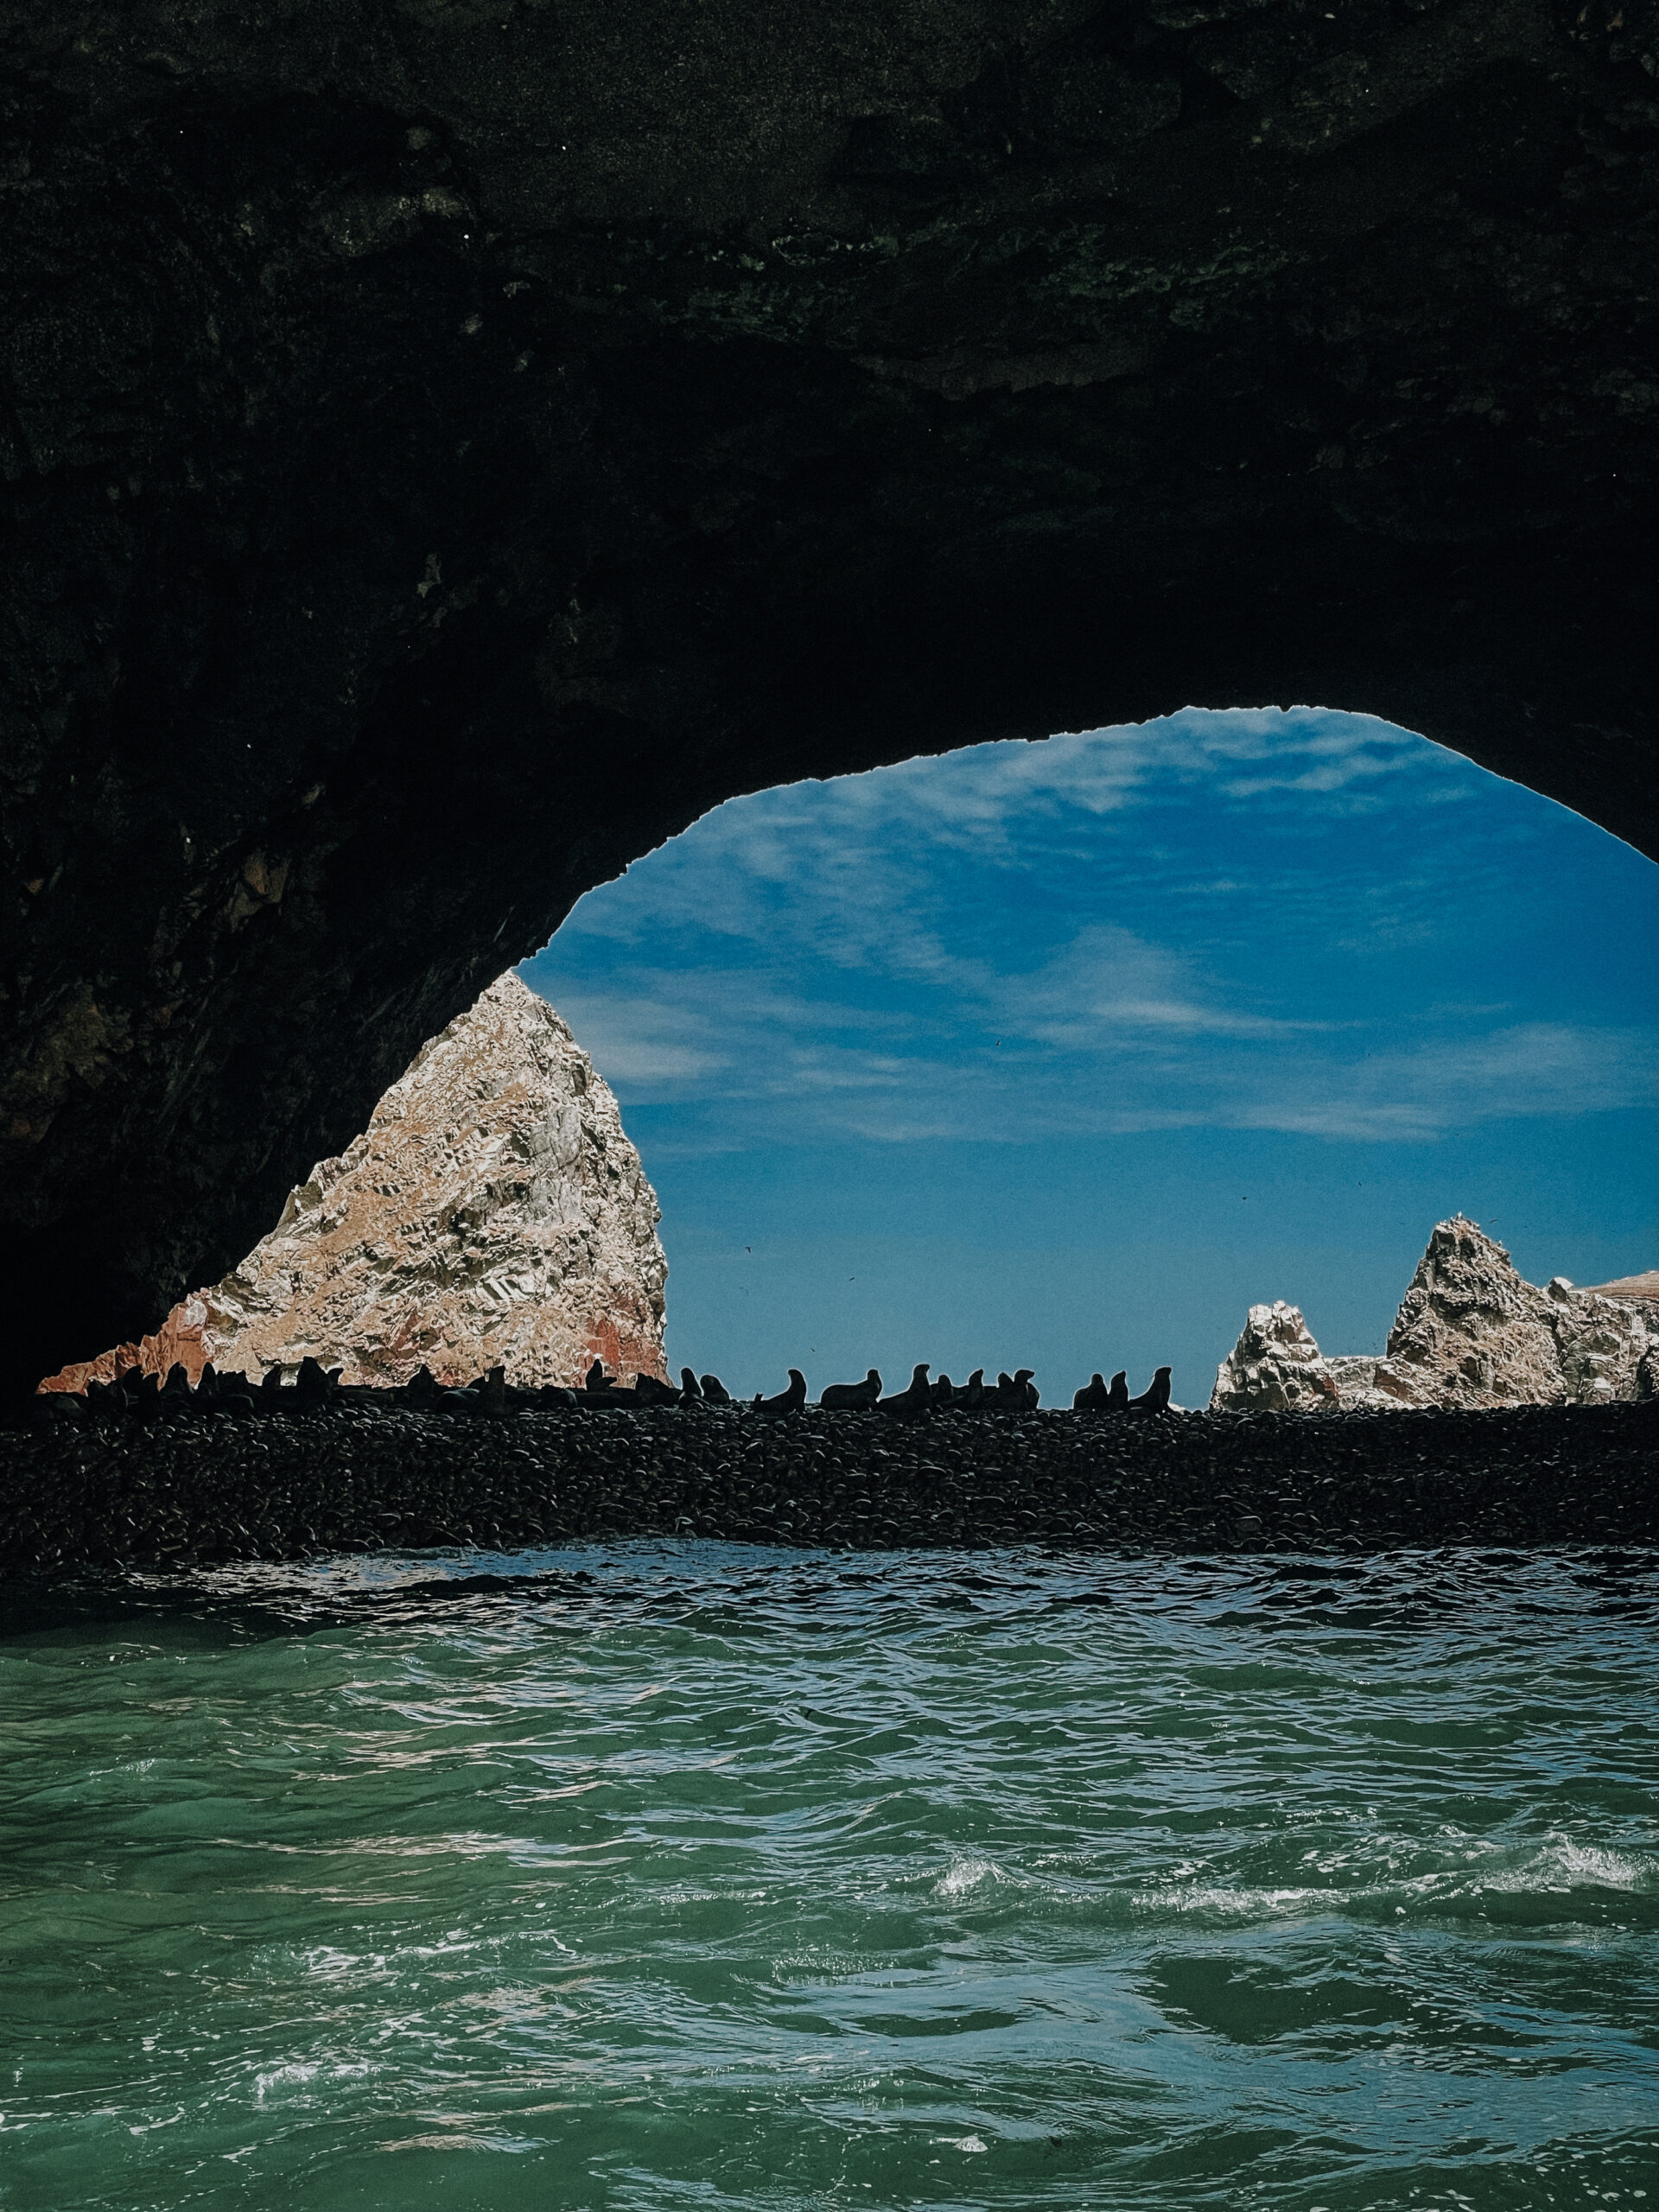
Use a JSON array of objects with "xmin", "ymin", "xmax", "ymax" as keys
[
  {"xmin": 540, "ymin": 950, "xmax": 1656, "ymax": 1148},
  {"xmin": 554, "ymin": 709, "xmax": 1466, "ymax": 957},
  {"xmin": 1241, "ymin": 1023, "xmax": 1659, "ymax": 1142},
  {"xmin": 521, "ymin": 707, "xmax": 1656, "ymax": 1159}
]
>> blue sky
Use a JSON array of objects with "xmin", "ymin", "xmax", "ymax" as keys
[{"xmin": 520, "ymin": 709, "xmax": 1659, "ymax": 1405}]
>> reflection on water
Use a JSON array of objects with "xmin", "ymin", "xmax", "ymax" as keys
[{"xmin": 3, "ymin": 1544, "xmax": 1656, "ymax": 2210}]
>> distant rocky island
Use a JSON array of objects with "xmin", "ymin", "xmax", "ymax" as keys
[
  {"xmin": 1212, "ymin": 1216, "xmax": 1657, "ymax": 1413},
  {"xmin": 40, "ymin": 977, "xmax": 668, "ymax": 1395}
]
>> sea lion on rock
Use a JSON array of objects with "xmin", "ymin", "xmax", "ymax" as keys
[
  {"xmin": 932, "ymin": 1374, "xmax": 955, "ymax": 1405},
  {"xmin": 1073, "ymin": 1373, "xmax": 1111, "ymax": 1410},
  {"xmin": 296, "ymin": 1355, "xmax": 339, "ymax": 1407},
  {"xmin": 1108, "ymin": 1371, "xmax": 1129, "ymax": 1409},
  {"xmin": 880, "ymin": 1364, "xmax": 932, "ymax": 1414},
  {"xmin": 1128, "ymin": 1366, "xmax": 1173, "ymax": 1413},
  {"xmin": 757, "ymin": 1370, "xmax": 807, "ymax": 1414},
  {"xmin": 997, "ymin": 1369, "xmax": 1037, "ymax": 1408},
  {"xmin": 584, "ymin": 1358, "xmax": 614, "ymax": 1394},
  {"xmin": 33, "ymin": 1389, "xmax": 85, "ymax": 1423},
  {"xmin": 215, "ymin": 1373, "xmax": 253, "ymax": 1416},
  {"xmin": 961, "ymin": 1370, "xmax": 987, "ymax": 1408},
  {"xmin": 821, "ymin": 1370, "xmax": 881, "ymax": 1408},
  {"xmin": 680, "ymin": 1369, "xmax": 703, "ymax": 1400},
  {"xmin": 700, "ymin": 1373, "xmax": 732, "ymax": 1404},
  {"xmin": 631, "ymin": 1373, "xmax": 680, "ymax": 1404}
]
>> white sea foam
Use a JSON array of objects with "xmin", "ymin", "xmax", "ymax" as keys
[
  {"xmin": 1132, "ymin": 1880, "xmax": 1333, "ymax": 1922},
  {"xmin": 935, "ymin": 1857, "xmax": 1006, "ymax": 1898},
  {"xmin": 1131, "ymin": 1834, "xmax": 1655, "ymax": 1928}
]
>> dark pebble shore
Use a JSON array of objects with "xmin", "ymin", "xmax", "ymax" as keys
[{"xmin": 2, "ymin": 1396, "xmax": 1656, "ymax": 1577}]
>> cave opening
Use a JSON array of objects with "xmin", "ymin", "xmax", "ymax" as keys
[{"xmin": 519, "ymin": 706, "xmax": 1659, "ymax": 1407}]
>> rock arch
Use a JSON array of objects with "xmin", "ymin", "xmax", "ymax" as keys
[{"xmin": 3, "ymin": 0, "xmax": 1656, "ymax": 1393}]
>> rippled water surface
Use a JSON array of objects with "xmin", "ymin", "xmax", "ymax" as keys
[{"xmin": 3, "ymin": 1544, "xmax": 1657, "ymax": 2211}]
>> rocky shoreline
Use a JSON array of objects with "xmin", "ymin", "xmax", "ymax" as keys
[{"xmin": 2, "ymin": 1402, "xmax": 1655, "ymax": 1577}]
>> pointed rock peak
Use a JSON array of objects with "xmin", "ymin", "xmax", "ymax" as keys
[
  {"xmin": 39, "ymin": 975, "xmax": 669, "ymax": 1394},
  {"xmin": 1414, "ymin": 1213, "xmax": 1517, "ymax": 1281},
  {"xmin": 1393, "ymin": 1217, "xmax": 1544, "ymax": 1335},
  {"xmin": 1211, "ymin": 1217, "xmax": 1657, "ymax": 1412},
  {"xmin": 1211, "ymin": 1300, "xmax": 1341, "ymax": 1413}
]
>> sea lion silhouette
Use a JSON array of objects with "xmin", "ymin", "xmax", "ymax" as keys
[
  {"xmin": 1072, "ymin": 1372, "xmax": 1111, "ymax": 1410},
  {"xmin": 1128, "ymin": 1366, "xmax": 1172, "ymax": 1413},
  {"xmin": 756, "ymin": 1369, "xmax": 807, "ymax": 1414},
  {"xmin": 821, "ymin": 1369, "xmax": 881, "ymax": 1408},
  {"xmin": 403, "ymin": 1364, "xmax": 438, "ymax": 1407},
  {"xmin": 700, "ymin": 1373, "xmax": 733, "ymax": 1404},
  {"xmin": 880, "ymin": 1363, "xmax": 932, "ymax": 1414},
  {"xmin": 680, "ymin": 1368, "xmax": 703, "ymax": 1400},
  {"xmin": 1108, "ymin": 1370, "xmax": 1129, "ymax": 1409},
  {"xmin": 295, "ymin": 1355, "xmax": 339, "ymax": 1406}
]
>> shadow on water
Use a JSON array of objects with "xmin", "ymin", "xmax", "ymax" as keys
[{"xmin": 3, "ymin": 1537, "xmax": 1657, "ymax": 1645}]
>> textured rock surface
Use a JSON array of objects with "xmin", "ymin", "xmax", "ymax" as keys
[
  {"xmin": 1580, "ymin": 1271, "xmax": 1659, "ymax": 1316},
  {"xmin": 1212, "ymin": 1217, "xmax": 1657, "ymax": 1409},
  {"xmin": 3, "ymin": 0, "xmax": 1659, "ymax": 1394},
  {"xmin": 1384, "ymin": 1217, "xmax": 1569, "ymax": 1405},
  {"xmin": 1211, "ymin": 1300, "xmax": 1342, "ymax": 1413},
  {"xmin": 39, "ymin": 977, "xmax": 667, "ymax": 1392}
]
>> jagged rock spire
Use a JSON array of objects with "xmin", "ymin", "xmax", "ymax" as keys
[{"xmin": 1211, "ymin": 1216, "xmax": 1656, "ymax": 1412}]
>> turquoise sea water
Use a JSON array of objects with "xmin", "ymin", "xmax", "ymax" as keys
[{"xmin": 3, "ymin": 1544, "xmax": 1657, "ymax": 2211}]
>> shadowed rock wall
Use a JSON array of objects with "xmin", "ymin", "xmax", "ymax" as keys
[{"xmin": 3, "ymin": 0, "xmax": 1658, "ymax": 1393}]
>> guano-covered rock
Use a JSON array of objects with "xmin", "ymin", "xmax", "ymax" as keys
[
  {"xmin": 1211, "ymin": 1217, "xmax": 1656, "ymax": 1411},
  {"xmin": 41, "ymin": 976, "xmax": 667, "ymax": 1392}
]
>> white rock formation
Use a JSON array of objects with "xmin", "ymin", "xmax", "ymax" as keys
[
  {"xmin": 1211, "ymin": 1216, "xmax": 1656, "ymax": 1412},
  {"xmin": 42, "ymin": 975, "xmax": 668, "ymax": 1390},
  {"xmin": 1211, "ymin": 1300, "xmax": 1342, "ymax": 1413},
  {"xmin": 1382, "ymin": 1216, "xmax": 1567, "ymax": 1406}
]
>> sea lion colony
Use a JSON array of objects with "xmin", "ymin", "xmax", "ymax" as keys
[
  {"xmin": 27, "ymin": 1356, "xmax": 1175, "ymax": 1425},
  {"xmin": 4, "ymin": 1357, "xmax": 1653, "ymax": 1576}
]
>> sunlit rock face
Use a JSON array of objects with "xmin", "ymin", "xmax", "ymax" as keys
[
  {"xmin": 1211, "ymin": 1300, "xmax": 1342, "ymax": 1414},
  {"xmin": 1383, "ymin": 1217, "xmax": 1569, "ymax": 1408},
  {"xmin": 1211, "ymin": 1218, "xmax": 1656, "ymax": 1410},
  {"xmin": 40, "ymin": 978, "xmax": 667, "ymax": 1392}
]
